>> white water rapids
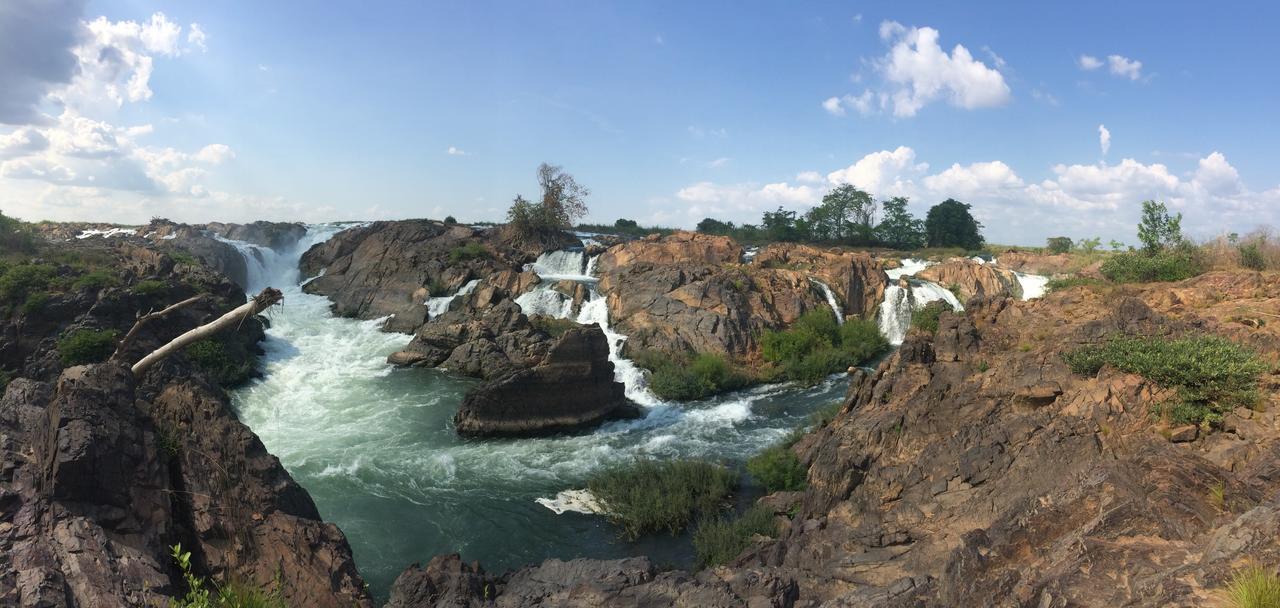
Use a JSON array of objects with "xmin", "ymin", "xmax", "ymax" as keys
[{"xmin": 225, "ymin": 228, "xmax": 847, "ymax": 599}]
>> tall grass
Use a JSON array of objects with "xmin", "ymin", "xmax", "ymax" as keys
[
  {"xmin": 587, "ymin": 459, "xmax": 737, "ymax": 540},
  {"xmin": 761, "ymin": 311, "xmax": 888, "ymax": 385},
  {"xmin": 1224, "ymin": 565, "xmax": 1280, "ymax": 608},
  {"xmin": 633, "ymin": 350, "xmax": 756, "ymax": 401},
  {"xmin": 692, "ymin": 505, "xmax": 777, "ymax": 568}
]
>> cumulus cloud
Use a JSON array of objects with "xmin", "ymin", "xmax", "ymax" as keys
[
  {"xmin": 0, "ymin": 128, "xmax": 51, "ymax": 159},
  {"xmin": 1078, "ymin": 55, "xmax": 1103, "ymax": 71},
  {"xmin": 187, "ymin": 23, "xmax": 207, "ymax": 51},
  {"xmin": 1099, "ymin": 124, "xmax": 1111, "ymax": 155},
  {"xmin": 1107, "ymin": 55, "xmax": 1142, "ymax": 80},
  {"xmin": 661, "ymin": 147, "xmax": 1277, "ymax": 244},
  {"xmin": 0, "ymin": 0, "xmax": 87, "ymax": 124},
  {"xmin": 826, "ymin": 22, "xmax": 1010, "ymax": 118},
  {"xmin": 62, "ymin": 12, "xmax": 207, "ymax": 109}
]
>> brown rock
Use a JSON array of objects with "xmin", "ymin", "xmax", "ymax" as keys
[
  {"xmin": 916, "ymin": 258, "xmax": 1022, "ymax": 301},
  {"xmin": 1168, "ymin": 424, "xmax": 1199, "ymax": 442}
]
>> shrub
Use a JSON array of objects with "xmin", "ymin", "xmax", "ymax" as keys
[
  {"xmin": 529, "ymin": 315, "xmax": 578, "ymax": 338},
  {"xmin": 1224, "ymin": 565, "xmax": 1280, "ymax": 608},
  {"xmin": 1100, "ymin": 248, "xmax": 1204, "ymax": 283},
  {"xmin": 1240, "ymin": 241, "xmax": 1267, "ymax": 271},
  {"xmin": 910, "ymin": 300, "xmax": 949, "ymax": 334},
  {"xmin": 21, "ymin": 292, "xmax": 49, "ymax": 315},
  {"xmin": 760, "ymin": 312, "xmax": 887, "ymax": 386},
  {"xmin": 171, "ymin": 543, "xmax": 286, "ymax": 608},
  {"xmin": 57, "ymin": 329, "xmax": 119, "ymax": 366},
  {"xmin": 0, "ymin": 263, "xmax": 56, "ymax": 304},
  {"xmin": 1063, "ymin": 334, "xmax": 1266, "ymax": 426},
  {"xmin": 635, "ymin": 350, "xmax": 754, "ymax": 401},
  {"xmin": 444, "ymin": 215, "xmax": 457, "ymax": 225},
  {"xmin": 1046, "ymin": 236, "xmax": 1074, "ymax": 254},
  {"xmin": 587, "ymin": 459, "xmax": 736, "ymax": 540},
  {"xmin": 185, "ymin": 338, "xmax": 256, "ymax": 387},
  {"xmin": 448, "ymin": 242, "xmax": 490, "ymax": 263},
  {"xmin": 72, "ymin": 269, "xmax": 119, "ymax": 291},
  {"xmin": 132, "ymin": 279, "xmax": 168, "ymax": 297},
  {"xmin": 0, "ymin": 212, "xmax": 35, "ymax": 253},
  {"xmin": 169, "ymin": 251, "xmax": 198, "ymax": 266},
  {"xmin": 692, "ymin": 505, "xmax": 777, "ymax": 568},
  {"xmin": 746, "ymin": 444, "xmax": 807, "ymax": 492}
]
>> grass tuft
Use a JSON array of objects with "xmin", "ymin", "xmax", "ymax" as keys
[
  {"xmin": 587, "ymin": 459, "xmax": 736, "ymax": 540},
  {"xmin": 1224, "ymin": 565, "xmax": 1280, "ymax": 608},
  {"xmin": 692, "ymin": 505, "xmax": 777, "ymax": 568},
  {"xmin": 761, "ymin": 312, "xmax": 888, "ymax": 386}
]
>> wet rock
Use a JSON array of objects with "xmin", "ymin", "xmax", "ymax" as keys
[
  {"xmin": 202, "ymin": 221, "xmax": 307, "ymax": 250},
  {"xmin": 386, "ymin": 554, "xmax": 494, "ymax": 608},
  {"xmin": 454, "ymin": 325, "xmax": 637, "ymax": 436}
]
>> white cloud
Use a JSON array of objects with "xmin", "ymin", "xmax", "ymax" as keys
[
  {"xmin": 187, "ymin": 23, "xmax": 207, "ymax": 52},
  {"xmin": 0, "ymin": 128, "xmax": 51, "ymax": 159},
  {"xmin": 1099, "ymin": 124, "xmax": 1111, "ymax": 155},
  {"xmin": 795, "ymin": 171, "xmax": 824, "ymax": 184},
  {"xmin": 1078, "ymin": 55, "xmax": 1103, "ymax": 70},
  {"xmin": 826, "ymin": 146, "xmax": 927, "ymax": 194},
  {"xmin": 61, "ymin": 13, "xmax": 206, "ymax": 110},
  {"xmin": 708, "ymin": 157, "xmax": 731, "ymax": 168},
  {"xmin": 687, "ymin": 125, "xmax": 727, "ymax": 138},
  {"xmin": 822, "ymin": 92, "xmax": 875, "ymax": 117},
  {"xmin": 1107, "ymin": 55, "xmax": 1142, "ymax": 80},
  {"xmin": 858, "ymin": 21, "xmax": 1010, "ymax": 117},
  {"xmin": 447, "ymin": 146, "xmax": 469, "ymax": 156},
  {"xmin": 822, "ymin": 97, "xmax": 845, "ymax": 116},
  {"xmin": 194, "ymin": 143, "xmax": 234, "ymax": 164},
  {"xmin": 922, "ymin": 160, "xmax": 1023, "ymax": 195}
]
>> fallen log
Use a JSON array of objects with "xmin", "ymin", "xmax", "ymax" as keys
[{"xmin": 130, "ymin": 287, "xmax": 283, "ymax": 378}]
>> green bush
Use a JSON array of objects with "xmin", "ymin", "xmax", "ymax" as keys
[
  {"xmin": 1240, "ymin": 242, "xmax": 1267, "ymax": 271},
  {"xmin": 185, "ymin": 338, "xmax": 256, "ymax": 387},
  {"xmin": 910, "ymin": 300, "xmax": 949, "ymax": 334},
  {"xmin": 57, "ymin": 329, "xmax": 119, "ymax": 366},
  {"xmin": 21, "ymin": 292, "xmax": 50, "ymax": 315},
  {"xmin": 169, "ymin": 251, "xmax": 198, "ymax": 266},
  {"xmin": 635, "ymin": 350, "xmax": 754, "ymax": 401},
  {"xmin": 0, "ymin": 212, "xmax": 35, "ymax": 253},
  {"xmin": 72, "ymin": 269, "xmax": 119, "ymax": 290},
  {"xmin": 1063, "ymin": 335, "xmax": 1266, "ymax": 426},
  {"xmin": 760, "ymin": 312, "xmax": 888, "ymax": 386},
  {"xmin": 171, "ymin": 543, "xmax": 287, "ymax": 608},
  {"xmin": 692, "ymin": 505, "xmax": 777, "ymax": 568},
  {"xmin": 746, "ymin": 444, "xmax": 807, "ymax": 493},
  {"xmin": 1224, "ymin": 565, "xmax": 1280, "ymax": 608},
  {"xmin": 132, "ymin": 279, "xmax": 168, "ymax": 296},
  {"xmin": 1100, "ymin": 248, "xmax": 1204, "ymax": 283},
  {"xmin": 587, "ymin": 459, "xmax": 737, "ymax": 540},
  {"xmin": 0, "ymin": 263, "xmax": 56, "ymax": 304},
  {"xmin": 448, "ymin": 242, "xmax": 490, "ymax": 263}
]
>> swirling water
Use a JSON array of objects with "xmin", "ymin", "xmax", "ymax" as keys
[{"xmin": 228, "ymin": 227, "xmax": 848, "ymax": 599}]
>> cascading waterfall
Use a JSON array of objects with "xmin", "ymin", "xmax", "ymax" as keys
[
  {"xmin": 226, "ymin": 236, "xmax": 846, "ymax": 600},
  {"xmin": 877, "ymin": 259, "xmax": 964, "ymax": 345},
  {"xmin": 526, "ymin": 249, "xmax": 595, "ymax": 281},
  {"xmin": 1014, "ymin": 271, "xmax": 1049, "ymax": 300},
  {"xmin": 426, "ymin": 279, "xmax": 480, "ymax": 317},
  {"xmin": 811, "ymin": 279, "xmax": 844, "ymax": 325}
]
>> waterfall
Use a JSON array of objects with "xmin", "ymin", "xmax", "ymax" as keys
[
  {"xmin": 877, "ymin": 259, "xmax": 964, "ymax": 345},
  {"xmin": 426, "ymin": 279, "xmax": 481, "ymax": 317},
  {"xmin": 811, "ymin": 279, "xmax": 844, "ymax": 325},
  {"xmin": 526, "ymin": 249, "xmax": 594, "ymax": 281},
  {"xmin": 1013, "ymin": 271, "xmax": 1049, "ymax": 300}
]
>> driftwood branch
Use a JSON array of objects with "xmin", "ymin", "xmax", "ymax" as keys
[
  {"xmin": 130, "ymin": 288, "xmax": 283, "ymax": 378},
  {"xmin": 111, "ymin": 295, "xmax": 208, "ymax": 362}
]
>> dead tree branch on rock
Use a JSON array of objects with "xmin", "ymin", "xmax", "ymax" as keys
[
  {"xmin": 129, "ymin": 288, "xmax": 283, "ymax": 378},
  {"xmin": 111, "ymin": 295, "xmax": 208, "ymax": 362}
]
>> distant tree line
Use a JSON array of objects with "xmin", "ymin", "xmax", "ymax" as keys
[{"xmin": 696, "ymin": 187, "xmax": 985, "ymax": 250}]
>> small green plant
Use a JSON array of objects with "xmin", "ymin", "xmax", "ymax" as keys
[
  {"xmin": 185, "ymin": 338, "xmax": 255, "ymax": 387},
  {"xmin": 746, "ymin": 444, "xmax": 807, "ymax": 493},
  {"xmin": 132, "ymin": 279, "xmax": 168, "ymax": 296},
  {"xmin": 170, "ymin": 543, "xmax": 288, "ymax": 608},
  {"xmin": 976, "ymin": 360, "xmax": 990, "ymax": 373},
  {"xmin": 1223, "ymin": 565, "xmax": 1280, "ymax": 608},
  {"xmin": 692, "ymin": 505, "xmax": 777, "ymax": 568},
  {"xmin": 448, "ymin": 242, "xmax": 490, "ymax": 263},
  {"xmin": 157, "ymin": 426, "xmax": 181, "ymax": 460},
  {"xmin": 0, "ymin": 263, "xmax": 56, "ymax": 304},
  {"xmin": 72, "ymin": 269, "xmax": 119, "ymax": 291},
  {"xmin": 1063, "ymin": 334, "xmax": 1266, "ymax": 426},
  {"xmin": 169, "ymin": 251, "xmax": 199, "ymax": 266},
  {"xmin": 1044, "ymin": 277, "xmax": 1105, "ymax": 293},
  {"xmin": 587, "ymin": 459, "xmax": 737, "ymax": 540},
  {"xmin": 57, "ymin": 328, "xmax": 119, "ymax": 366},
  {"xmin": 1240, "ymin": 241, "xmax": 1267, "ymax": 271},
  {"xmin": 1209, "ymin": 481, "xmax": 1227, "ymax": 512},
  {"xmin": 910, "ymin": 300, "xmax": 949, "ymax": 335}
]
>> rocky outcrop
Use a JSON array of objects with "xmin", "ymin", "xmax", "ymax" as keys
[
  {"xmin": 752, "ymin": 242, "xmax": 889, "ymax": 319},
  {"xmin": 387, "ymin": 282, "xmax": 552, "ymax": 378},
  {"xmin": 995, "ymin": 250, "xmax": 1080, "ymax": 275},
  {"xmin": 299, "ymin": 220, "xmax": 564, "ymax": 333},
  {"xmin": 203, "ymin": 220, "xmax": 307, "ymax": 250},
  {"xmin": 387, "ymin": 554, "xmax": 799, "ymax": 608},
  {"xmin": 917, "ymin": 257, "xmax": 1022, "ymax": 300},
  {"xmin": 453, "ymin": 325, "xmax": 636, "ymax": 436},
  {"xmin": 592, "ymin": 233, "xmax": 870, "ymax": 358}
]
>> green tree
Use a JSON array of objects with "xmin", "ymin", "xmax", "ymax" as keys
[
  {"xmin": 804, "ymin": 184, "xmax": 875, "ymax": 244},
  {"xmin": 1046, "ymin": 236, "xmax": 1073, "ymax": 254},
  {"xmin": 1076, "ymin": 237, "xmax": 1102, "ymax": 253},
  {"xmin": 697, "ymin": 218, "xmax": 734, "ymax": 234},
  {"xmin": 1137, "ymin": 200, "xmax": 1182, "ymax": 254},
  {"xmin": 1108, "ymin": 239, "xmax": 1125, "ymax": 251},
  {"xmin": 924, "ymin": 199, "xmax": 984, "ymax": 249},
  {"xmin": 506, "ymin": 163, "xmax": 590, "ymax": 235},
  {"xmin": 875, "ymin": 197, "xmax": 926, "ymax": 249},
  {"xmin": 614, "ymin": 218, "xmax": 638, "ymax": 229},
  {"xmin": 761, "ymin": 206, "xmax": 804, "ymax": 242}
]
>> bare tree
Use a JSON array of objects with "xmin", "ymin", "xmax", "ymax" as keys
[{"xmin": 508, "ymin": 163, "xmax": 590, "ymax": 235}]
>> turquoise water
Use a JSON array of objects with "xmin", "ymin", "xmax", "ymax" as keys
[{"xmin": 228, "ymin": 227, "xmax": 849, "ymax": 598}]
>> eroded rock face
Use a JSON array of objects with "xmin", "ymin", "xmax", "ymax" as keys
[
  {"xmin": 592, "ymin": 233, "xmax": 863, "ymax": 358},
  {"xmin": 916, "ymin": 257, "xmax": 1022, "ymax": 300},
  {"xmin": 203, "ymin": 220, "xmax": 308, "ymax": 250},
  {"xmin": 0, "ymin": 366, "xmax": 372, "ymax": 607},
  {"xmin": 299, "ymin": 220, "xmax": 563, "ymax": 333},
  {"xmin": 454, "ymin": 325, "xmax": 635, "ymax": 436},
  {"xmin": 752, "ymin": 242, "xmax": 889, "ymax": 319}
]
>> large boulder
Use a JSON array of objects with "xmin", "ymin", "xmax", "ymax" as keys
[
  {"xmin": 453, "ymin": 325, "xmax": 637, "ymax": 436},
  {"xmin": 917, "ymin": 257, "xmax": 1022, "ymax": 300},
  {"xmin": 592, "ymin": 230, "xmax": 742, "ymax": 273}
]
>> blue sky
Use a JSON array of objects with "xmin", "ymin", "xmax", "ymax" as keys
[{"xmin": 1, "ymin": 1, "xmax": 1277, "ymax": 245}]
